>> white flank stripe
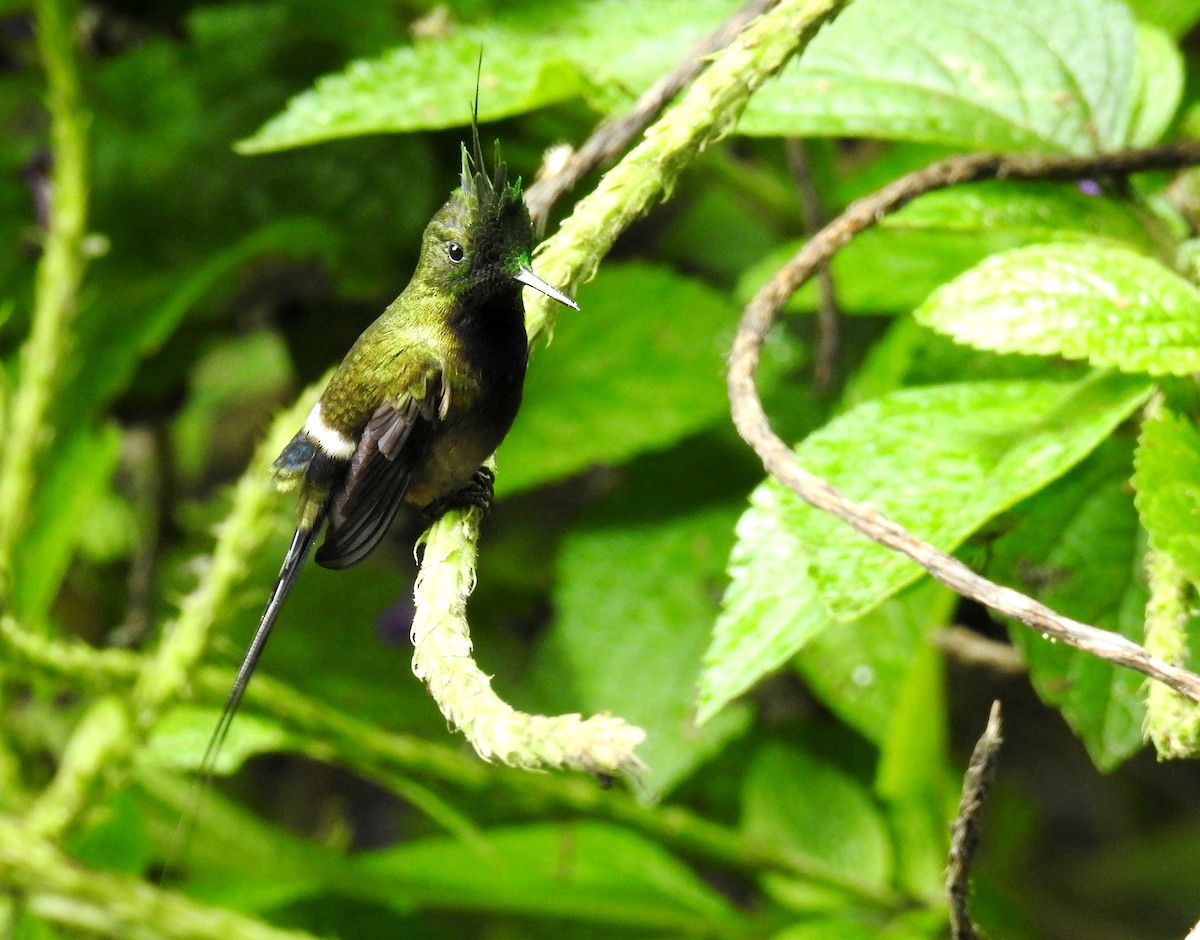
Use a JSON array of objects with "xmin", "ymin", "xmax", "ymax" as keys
[{"xmin": 304, "ymin": 403, "xmax": 355, "ymax": 459}]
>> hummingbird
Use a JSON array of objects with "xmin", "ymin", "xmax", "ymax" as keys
[{"xmin": 193, "ymin": 136, "xmax": 578, "ymax": 792}]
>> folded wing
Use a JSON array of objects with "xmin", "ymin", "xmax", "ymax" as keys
[{"xmin": 316, "ymin": 370, "xmax": 446, "ymax": 569}]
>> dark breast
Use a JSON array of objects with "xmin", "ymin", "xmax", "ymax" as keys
[{"xmin": 407, "ymin": 292, "xmax": 529, "ymax": 503}]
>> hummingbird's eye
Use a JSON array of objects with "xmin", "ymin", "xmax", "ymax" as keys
[{"xmin": 446, "ymin": 241, "xmax": 465, "ymax": 264}]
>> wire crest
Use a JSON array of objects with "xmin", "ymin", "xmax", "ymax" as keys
[
  {"xmin": 459, "ymin": 140, "xmax": 517, "ymax": 213},
  {"xmin": 459, "ymin": 51, "xmax": 519, "ymax": 213}
]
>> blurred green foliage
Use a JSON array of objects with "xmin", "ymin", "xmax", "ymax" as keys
[{"xmin": 4, "ymin": 0, "xmax": 1200, "ymax": 938}]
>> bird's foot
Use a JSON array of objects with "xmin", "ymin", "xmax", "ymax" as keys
[{"xmin": 423, "ymin": 467, "xmax": 495, "ymax": 522}]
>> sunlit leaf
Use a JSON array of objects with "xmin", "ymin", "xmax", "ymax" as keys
[
  {"xmin": 730, "ymin": 373, "xmax": 1151, "ymax": 624},
  {"xmin": 737, "ymin": 229, "xmax": 1026, "ymax": 317},
  {"xmin": 1128, "ymin": 25, "xmax": 1185, "ymax": 144},
  {"xmin": 239, "ymin": 0, "xmax": 741, "ymax": 152},
  {"xmin": 701, "ymin": 373, "xmax": 1147, "ymax": 726},
  {"xmin": 240, "ymin": 34, "xmax": 581, "ymax": 153},
  {"xmin": 697, "ymin": 521, "xmax": 829, "ymax": 727},
  {"xmin": 916, "ymin": 243, "xmax": 1200, "ymax": 376},
  {"xmin": 1124, "ymin": 0, "xmax": 1200, "ymax": 36},
  {"xmin": 741, "ymin": 0, "xmax": 1140, "ymax": 152}
]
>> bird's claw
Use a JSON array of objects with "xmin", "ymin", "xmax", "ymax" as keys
[{"xmin": 423, "ymin": 467, "xmax": 495, "ymax": 521}]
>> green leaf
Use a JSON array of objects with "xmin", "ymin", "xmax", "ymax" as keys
[
  {"xmin": 740, "ymin": 182, "xmax": 1165, "ymax": 321},
  {"xmin": 239, "ymin": 0, "xmax": 740, "ymax": 152},
  {"xmin": 171, "ymin": 332, "xmax": 296, "ymax": 486},
  {"xmin": 749, "ymin": 569, "xmax": 952, "ymax": 907},
  {"xmin": 875, "ymin": 638, "xmax": 947, "ymax": 804},
  {"xmin": 657, "ymin": 178, "xmax": 787, "ymax": 284},
  {"xmin": 916, "ymin": 243, "xmax": 1200, "ymax": 376},
  {"xmin": 990, "ymin": 443, "xmax": 1148, "ymax": 770},
  {"xmin": 702, "ymin": 368, "xmax": 1134, "ymax": 726},
  {"xmin": 874, "ymin": 640, "xmax": 950, "ymax": 906},
  {"xmin": 884, "ymin": 182, "xmax": 1163, "ymax": 254},
  {"xmin": 773, "ymin": 910, "xmax": 947, "ymax": 940},
  {"xmin": 87, "ymin": 4, "xmax": 438, "ymax": 294},
  {"xmin": 772, "ymin": 919, "xmax": 881, "ymax": 940},
  {"xmin": 842, "ymin": 316, "xmax": 1070, "ymax": 412},
  {"xmin": 741, "ymin": 742, "xmax": 894, "ymax": 894},
  {"xmin": 145, "ymin": 699, "xmax": 487, "ymax": 876},
  {"xmin": 147, "ymin": 774, "xmax": 740, "ymax": 931},
  {"xmin": 217, "ymin": 527, "xmax": 446, "ymax": 738},
  {"xmin": 792, "ymin": 582, "xmax": 955, "ymax": 746},
  {"xmin": 144, "ymin": 706, "xmax": 292, "ymax": 776},
  {"xmin": 1127, "ymin": 25, "xmax": 1184, "ymax": 145},
  {"xmin": 11, "ymin": 424, "xmax": 122, "ymax": 623},
  {"xmin": 697, "ymin": 520, "xmax": 830, "ymax": 727},
  {"xmin": 1133, "ymin": 404, "xmax": 1200, "ymax": 586},
  {"xmin": 68, "ymin": 790, "xmax": 151, "ymax": 876},
  {"xmin": 1124, "ymin": 0, "xmax": 1200, "ymax": 36},
  {"xmin": 540, "ymin": 498, "xmax": 750, "ymax": 798},
  {"xmin": 8, "ymin": 909, "xmax": 69, "ymax": 940},
  {"xmin": 740, "ymin": 0, "xmax": 1140, "ymax": 152},
  {"xmin": 498, "ymin": 263, "xmax": 739, "ymax": 496},
  {"xmin": 356, "ymin": 822, "xmax": 739, "ymax": 933},
  {"xmin": 736, "ymin": 373, "xmax": 1151, "ymax": 622},
  {"xmin": 137, "ymin": 770, "xmax": 348, "ymax": 912},
  {"xmin": 239, "ymin": 32, "xmax": 580, "ymax": 153},
  {"xmin": 738, "ymin": 229, "xmax": 1028, "ymax": 317}
]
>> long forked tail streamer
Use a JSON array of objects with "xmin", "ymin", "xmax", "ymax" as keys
[{"xmin": 161, "ymin": 507, "xmax": 325, "ymax": 880}]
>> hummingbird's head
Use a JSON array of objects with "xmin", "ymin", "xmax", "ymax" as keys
[{"xmin": 416, "ymin": 142, "xmax": 577, "ymax": 312}]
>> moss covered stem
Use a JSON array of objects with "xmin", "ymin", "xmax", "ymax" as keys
[
  {"xmin": 411, "ymin": 0, "xmax": 850, "ymax": 776},
  {"xmin": 0, "ymin": 0, "xmax": 90, "ymax": 602}
]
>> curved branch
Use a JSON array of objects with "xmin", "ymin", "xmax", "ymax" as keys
[
  {"xmin": 413, "ymin": 0, "xmax": 852, "ymax": 775},
  {"xmin": 410, "ymin": 486, "xmax": 646, "ymax": 774},
  {"xmin": 729, "ymin": 142, "xmax": 1200, "ymax": 704}
]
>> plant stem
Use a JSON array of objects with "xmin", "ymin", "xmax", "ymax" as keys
[
  {"xmin": 1144, "ymin": 546, "xmax": 1200, "ymax": 757},
  {"xmin": 130, "ymin": 382, "xmax": 324, "ymax": 727},
  {"xmin": 728, "ymin": 142, "xmax": 1200, "ymax": 704},
  {"xmin": 2, "ymin": 617, "xmax": 903, "ymax": 908},
  {"xmin": 0, "ymin": 0, "xmax": 90, "ymax": 604},
  {"xmin": 410, "ymin": 479, "xmax": 646, "ymax": 775},
  {"xmin": 22, "ymin": 384, "xmax": 323, "ymax": 841},
  {"xmin": 412, "ymin": 0, "xmax": 852, "ymax": 774},
  {"xmin": 526, "ymin": 0, "xmax": 852, "ymax": 344},
  {"xmin": 0, "ymin": 815, "xmax": 317, "ymax": 940}
]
